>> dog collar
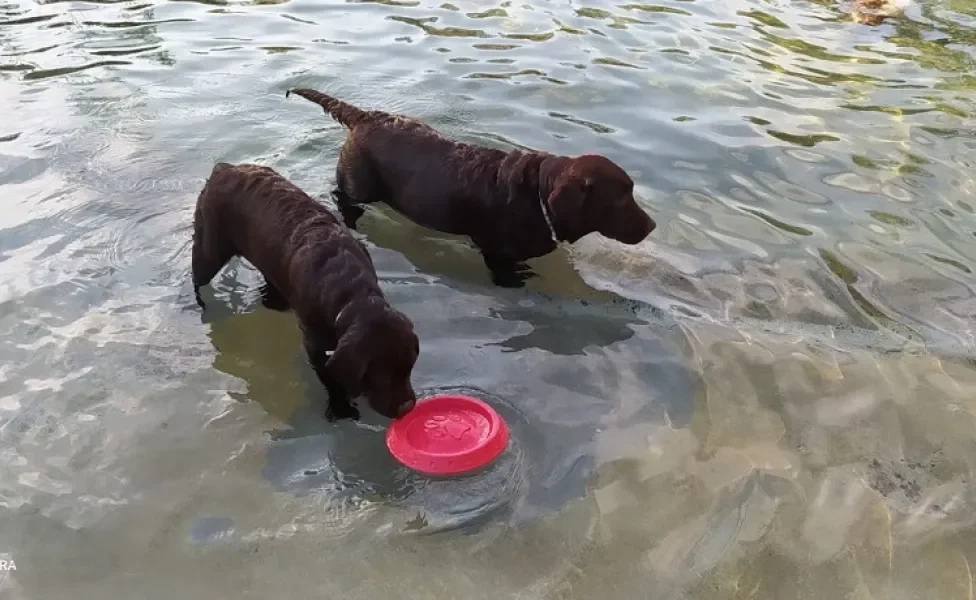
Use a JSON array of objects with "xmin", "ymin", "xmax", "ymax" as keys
[
  {"xmin": 538, "ymin": 193, "xmax": 559, "ymax": 244},
  {"xmin": 325, "ymin": 306, "xmax": 351, "ymax": 357}
]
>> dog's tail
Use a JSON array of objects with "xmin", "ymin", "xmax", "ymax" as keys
[{"xmin": 286, "ymin": 88, "xmax": 371, "ymax": 128}]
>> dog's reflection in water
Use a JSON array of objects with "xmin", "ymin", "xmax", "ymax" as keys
[{"xmin": 207, "ymin": 306, "xmax": 309, "ymax": 426}]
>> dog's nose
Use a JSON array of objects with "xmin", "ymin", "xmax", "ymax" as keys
[{"xmin": 397, "ymin": 399, "xmax": 416, "ymax": 418}]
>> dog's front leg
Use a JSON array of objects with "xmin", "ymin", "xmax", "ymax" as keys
[
  {"xmin": 480, "ymin": 251, "xmax": 537, "ymax": 288},
  {"xmin": 304, "ymin": 340, "xmax": 360, "ymax": 421}
]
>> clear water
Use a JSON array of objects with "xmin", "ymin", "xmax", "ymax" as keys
[{"xmin": 1, "ymin": 0, "xmax": 975, "ymax": 597}]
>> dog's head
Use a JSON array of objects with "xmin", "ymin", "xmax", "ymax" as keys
[
  {"xmin": 540, "ymin": 154, "xmax": 656, "ymax": 245},
  {"xmin": 326, "ymin": 306, "xmax": 419, "ymax": 419}
]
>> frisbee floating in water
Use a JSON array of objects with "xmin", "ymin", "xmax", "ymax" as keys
[{"xmin": 386, "ymin": 394, "xmax": 509, "ymax": 476}]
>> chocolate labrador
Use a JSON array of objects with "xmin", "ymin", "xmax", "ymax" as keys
[
  {"xmin": 191, "ymin": 162, "xmax": 419, "ymax": 420},
  {"xmin": 286, "ymin": 88, "xmax": 656, "ymax": 287}
]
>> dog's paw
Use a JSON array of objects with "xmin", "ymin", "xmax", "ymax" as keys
[
  {"xmin": 490, "ymin": 264, "xmax": 539, "ymax": 287},
  {"xmin": 181, "ymin": 302, "xmax": 203, "ymax": 314},
  {"xmin": 491, "ymin": 271, "xmax": 528, "ymax": 289},
  {"xmin": 325, "ymin": 402, "xmax": 361, "ymax": 422},
  {"xmin": 338, "ymin": 204, "xmax": 366, "ymax": 229},
  {"xmin": 179, "ymin": 287, "xmax": 207, "ymax": 313}
]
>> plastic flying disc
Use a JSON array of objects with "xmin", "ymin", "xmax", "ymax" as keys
[{"xmin": 386, "ymin": 394, "xmax": 509, "ymax": 476}]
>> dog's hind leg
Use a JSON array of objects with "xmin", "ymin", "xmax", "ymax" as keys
[
  {"xmin": 259, "ymin": 282, "xmax": 290, "ymax": 311},
  {"xmin": 333, "ymin": 190, "xmax": 366, "ymax": 230},
  {"xmin": 333, "ymin": 145, "xmax": 386, "ymax": 230},
  {"xmin": 191, "ymin": 215, "xmax": 234, "ymax": 308}
]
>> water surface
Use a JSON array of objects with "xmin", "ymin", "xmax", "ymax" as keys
[{"xmin": 1, "ymin": 0, "xmax": 976, "ymax": 597}]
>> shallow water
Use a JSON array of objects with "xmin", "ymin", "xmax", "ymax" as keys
[{"xmin": 1, "ymin": 0, "xmax": 976, "ymax": 596}]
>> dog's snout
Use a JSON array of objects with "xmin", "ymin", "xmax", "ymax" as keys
[
  {"xmin": 608, "ymin": 217, "xmax": 654, "ymax": 245},
  {"xmin": 397, "ymin": 398, "xmax": 416, "ymax": 418},
  {"xmin": 623, "ymin": 211, "xmax": 655, "ymax": 243}
]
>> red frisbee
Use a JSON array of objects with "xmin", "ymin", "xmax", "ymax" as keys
[{"xmin": 386, "ymin": 394, "xmax": 509, "ymax": 476}]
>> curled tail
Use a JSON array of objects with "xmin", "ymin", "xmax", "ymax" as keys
[{"xmin": 286, "ymin": 88, "xmax": 371, "ymax": 128}]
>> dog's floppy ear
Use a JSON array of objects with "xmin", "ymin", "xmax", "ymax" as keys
[
  {"xmin": 546, "ymin": 177, "xmax": 590, "ymax": 239},
  {"xmin": 325, "ymin": 331, "xmax": 368, "ymax": 396}
]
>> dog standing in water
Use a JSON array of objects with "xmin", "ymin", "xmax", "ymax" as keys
[
  {"xmin": 191, "ymin": 162, "xmax": 420, "ymax": 421},
  {"xmin": 286, "ymin": 88, "xmax": 656, "ymax": 287}
]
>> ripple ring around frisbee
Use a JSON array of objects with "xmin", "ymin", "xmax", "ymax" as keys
[{"xmin": 386, "ymin": 394, "xmax": 510, "ymax": 476}]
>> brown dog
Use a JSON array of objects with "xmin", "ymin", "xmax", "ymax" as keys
[
  {"xmin": 286, "ymin": 88, "xmax": 657, "ymax": 287},
  {"xmin": 191, "ymin": 162, "xmax": 419, "ymax": 421},
  {"xmin": 849, "ymin": 0, "xmax": 908, "ymax": 23}
]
